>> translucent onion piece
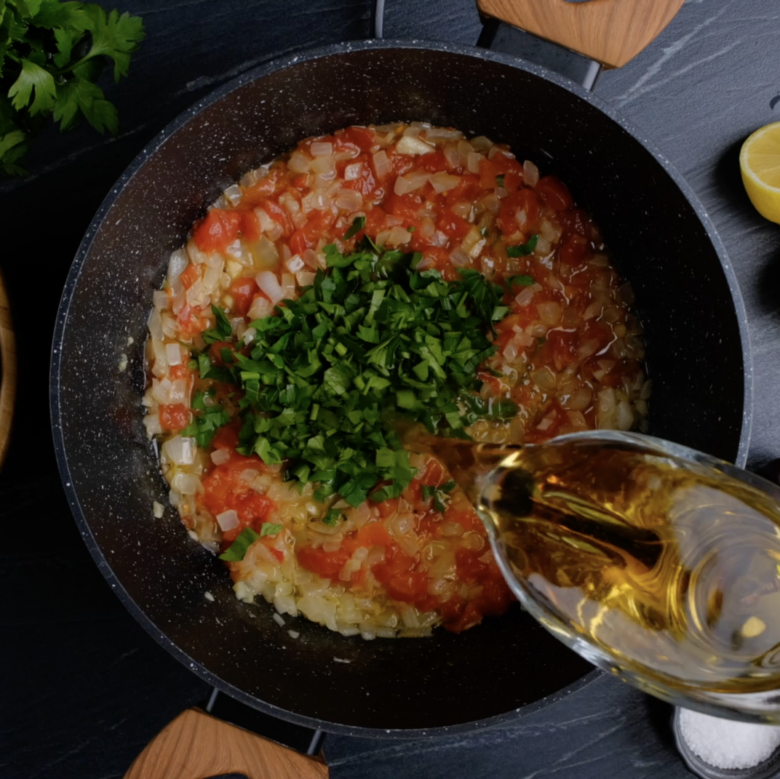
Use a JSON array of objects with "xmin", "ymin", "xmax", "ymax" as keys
[
  {"xmin": 216, "ymin": 509, "xmax": 239, "ymax": 531},
  {"xmin": 211, "ymin": 448, "xmax": 231, "ymax": 465},
  {"xmin": 165, "ymin": 342, "xmax": 182, "ymax": 366},
  {"xmin": 396, "ymin": 135, "xmax": 434, "ymax": 156},
  {"xmin": 162, "ymin": 436, "xmax": 196, "ymax": 466},
  {"xmin": 167, "ymin": 249, "xmax": 188, "ymax": 282},
  {"xmin": 310, "ymin": 141, "xmax": 333, "ymax": 157},
  {"xmin": 255, "ymin": 271, "xmax": 284, "ymax": 304},
  {"xmin": 430, "ymin": 171, "xmax": 461, "ymax": 193},
  {"xmin": 372, "ymin": 150, "xmax": 390, "ymax": 179}
]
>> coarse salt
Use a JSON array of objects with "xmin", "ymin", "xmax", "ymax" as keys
[{"xmin": 679, "ymin": 708, "xmax": 780, "ymax": 769}]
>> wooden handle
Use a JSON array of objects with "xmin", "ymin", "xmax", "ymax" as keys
[
  {"xmin": 477, "ymin": 0, "xmax": 686, "ymax": 69},
  {"xmin": 0, "ymin": 265, "xmax": 16, "ymax": 470},
  {"xmin": 124, "ymin": 708, "xmax": 329, "ymax": 779}
]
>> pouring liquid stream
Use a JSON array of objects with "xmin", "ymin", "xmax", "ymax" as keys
[{"xmin": 412, "ymin": 429, "xmax": 780, "ymax": 706}]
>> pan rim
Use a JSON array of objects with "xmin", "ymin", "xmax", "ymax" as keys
[{"xmin": 50, "ymin": 37, "xmax": 752, "ymax": 738}]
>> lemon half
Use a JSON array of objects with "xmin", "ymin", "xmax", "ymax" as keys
[{"xmin": 740, "ymin": 121, "xmax": 780, "ymax": 224}]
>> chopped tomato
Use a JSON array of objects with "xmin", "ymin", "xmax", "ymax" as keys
[
  {"xmin": 290, "ymin": 210, "xmax": 338, "ymax": 254},
  {"xmin": 558, "ymin": 233, "xmax": 592, "ymax": 266},
  {"xmin": 387, "ymin": 192, "xmax": 424, "ymax": 223},
  {"xmin": 443, "ymin": 174, "xmax": 482, "ymax": 205},
  {"xmin": 418, "ymin": 150, "xmax": 449, "ymax": 173},
  {"xmin": 343, "ymin": 125, "xmax": 376, "ymax": 151},
  {"xmin": 229, "ymin": 276, "xmax": 259, "ymax": 316},
  {"xmin": 177, "ymin": 305, "xmax": 208, "ymax": 336},
  {"xmin": 208, "ymin": 341, "xmax": 236, "ymax": 367},
  {"xmin": 200, "ymin": 455, "xmax": 276, "ymax": 543},
  {"xmin": 436, "ymin": 210, "xmax": 472, "ymax": 241},
  {"xmin": 180, "ymin": 263, "xmax": 200, "ymax": 289},
  {"xmin": 343, "ymin": 154, "xmax": 379, "ymax": 198},
  {"xmin": 373, "ymin": 545, "xmax": 432, "ymax": 606},
  {"xmin": 496, "ymin": 188, "xmax": 540, "ymax": 235},
  {"xmin": 193, "ymin": 209, "xmax": 242, "ymax": 254},
  {"xmin": 159, "ymin": 404, "xmax": 191, "ymax": 432},
  {"xmin": 297, "ymin": 545, "xmax": 351, "ymax": 579},
  {"xmin": 558, "ymin": 208, "xmax": 591, "ymax": 238},
  {"xmin": 545, "ymin": 330, "xmax": 579, "ymax": 371},
  {"xmin": 169, "ymin": 363, "xmax": 191, "ymax": 381},
  {"xmin": 261, "ymin": 199, "xmax": 294, "ymax": 237},
  {"xmin": 240, "ymin": 168, "xmax": 283, "ymax": 206},
  {"xmin": 536, "ymin": 176, "xmax": 574, "ymax": 211}
]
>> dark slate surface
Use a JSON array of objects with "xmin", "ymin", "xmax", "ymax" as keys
[{"xmin": 2, "ymin": 0, "xmax": 779, "ymax": 777}]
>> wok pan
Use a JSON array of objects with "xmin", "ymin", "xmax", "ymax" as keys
[{"xmin": 50, "ymin": 0, "xmax": 753, "ymax": 741}]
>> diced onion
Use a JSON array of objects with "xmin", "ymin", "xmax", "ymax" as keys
[
  {"xmin": 147, "ymin": 309, "xmax": 163, "ymax": 341},
  {"xmin": 396, "ymin": 135, "xmax": 434, "ymax": 156},
  {"xmin": 334, "ymin": 188, "xmax": 363, "ymax": 212},
  {"xmin": 531, "ymin": 366, "xmax": 557, "ymax": 392},
  {"xmin": 223, "ymin": 184, "xmax": 242, "ymax": 206},
  {"xmin": 256, "ymin": 271, "xmax": 284, "ymax": 304},
  {"xmin": 171, "ymin": 472, "xmax": 201, "ymax": 496},
  {"xmin": 143, "ymin": 413, "xmax": 162, "ymax": 438},
  {"xmin": 211, "ymin": 448, "xmax": 231, "ymax": 465},
  {"xmin": 537, "ymin": 301, "xmax": 562, "ymax": 327},
  {"xmin": 167, "ymin": 249, "xmax": 188, "ymax": 281},
  {"xmin": 310, "ymin": 141, "xmax": 333, "ymax": 157},
  {"xmin": 288, "ymin": 151, "xmax": 310, "ymax": 173},
  {"xmin": 286, "ymin": 255, "xmax": 305, "ymax": 273},
  {"xmin": 514, "ymin": 287, "xmax": 535, "ymax": 307},
  {"xmin": 165, "ymin": 342, "xmax": 182, "ymax": 366},
  {"xmin": 523, "ymin": 159, "xmax": 540, "ymax": 186},
  {"xmin": 216, "ymin": 509, "xmax": 240, "ymax": 531},
  {"xmin": 394, "ymin": 171, "xmax": 429, "ymax": 195},
  {"xmin": 466, "ymin": 152, "xmax": 482, "ymax": 175},
  {"xmin": 248, "ymin": 295, "xmax": 274, "ymax": 320},
  {"xmin": 296, "ymin": 271, "xmax": 316, "ymax": 287},
  {"xmin": 372, "ymin": 150, "xmax": 390, "ymax": 179},
  {"xmin": 429, "ymin": 171, "xmax": 461, "ymax": 193},
  {"xmin": 344, "ymin": 162, "xmax": 362, "ymax": 181},
  {"xmin": 153, "ymin": 290, "xmax": 170, "ymax": 311},
  {"xmin": 162, "ymin": 436, "xmax": 196, "ymax": 466}
]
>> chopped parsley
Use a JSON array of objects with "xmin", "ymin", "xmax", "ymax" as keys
[
  {"xmin": 323, "ymin": 509, "xmax": 343, "ymax": 526},
  {"xmin": 202, "ymin": 304, "xmax": 233, "ymax": 344},
  {"xmin": 219, "ymin": 527, "xmax": 259, "ymax": 561},
  {"xmin": 507, "ymin": 274, "xmax": 535, "ymax": 288},
  {"xmin": 506, "ymin": 234, "xmax": 538, "ymax": 258},
  {"xmin": 260, "ymin": 522, "xmax": 283, "ymax": 537},
  {"xmin": 496, "ymin": 174, "xmax": 505, "ymax": 188},
  {"xmin": 180, "ymin": 389, "xmax": 231, "ymax": 448},
  {"xmin": 421, "ymin": 479, "xmax": 457, "ymax": 512},
  {"xmin": 343, "ymin": 215, "xmax": 366, "ymax": 240},
  {"xmin": 194, "ymin": 238, "xmax": 512, "ymax": 506}
]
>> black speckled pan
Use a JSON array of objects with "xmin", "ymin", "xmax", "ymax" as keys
[{"xmin": 50, "ymin": 40, "xmax": 752, "ymax": 737}]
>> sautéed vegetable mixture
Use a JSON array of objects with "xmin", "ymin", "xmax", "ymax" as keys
[{"xmin": 143, "ymin": 123, "xmax": 649, "ymax": 638}]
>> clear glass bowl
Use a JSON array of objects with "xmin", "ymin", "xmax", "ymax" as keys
[{"xmin": 479, "ymin": 430, "xmax": 780, "ymax": 723}]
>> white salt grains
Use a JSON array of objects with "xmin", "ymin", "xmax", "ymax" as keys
[{"xmin": 679, "ymin": 709, "xmax": 780, "ymax": 769}]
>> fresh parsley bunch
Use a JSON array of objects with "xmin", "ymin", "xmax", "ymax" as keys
[
  {"xmin": 192, "ymin": 229, "xmax": 519, "ymax": 509},
  {"xmin": 0, "ymin": 0, "xmax": 145, "ymax": 175}
]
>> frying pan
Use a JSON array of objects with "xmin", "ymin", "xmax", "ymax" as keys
[{"xmin": 50, "ymin": 0, "xmax": 753, "ymax": 748}]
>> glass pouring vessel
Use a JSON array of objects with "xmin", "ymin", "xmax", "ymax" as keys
[{"xmin": 421, "ymin": 429, "xmax": 780, "ymax": 723}]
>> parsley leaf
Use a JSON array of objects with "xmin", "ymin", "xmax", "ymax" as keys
[
  {"xmin": 323, "ymin": 509, "xmax": 342, "ymax": 526},
  {"xmin": 343, "ymin": 215, "xmax": 366, "ymax": 239},
  {"xmin": 496, "ymin": 174, "xmax": 505, "ymax": 187},
  {"xmin": 507, "ymin": 274, "xmax": 535, "ymax": 287},
  {"xmin": 260, "ymin": 522, "xmax": 282, "ymax": 537},
  {"xmin": 506, "ymin": 235, "xmax": 538, "ymax": 258},
  {"xmin": 8, "ymin": 59, "xmax": 57, "ymax": 114},
  {"xmin": 0, "ymin": 0, "xmax": 145, "ymax": 175},
  {"xmin": 219, "ymin": 527, "xmax": 259, "ymax": 561}
]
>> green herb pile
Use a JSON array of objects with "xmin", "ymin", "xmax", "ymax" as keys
[
  {"xmin": 1, "ymin": 0, "xmax": 145, "ymax": 175},
  {"xmin": 191, "ymin": 230, "xmax": 519, "ymax": 508}
]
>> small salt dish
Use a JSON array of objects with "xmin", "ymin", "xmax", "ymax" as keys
[{"xmin": 673, "ymin": 708, "xmax": 780, "ymax": 779}]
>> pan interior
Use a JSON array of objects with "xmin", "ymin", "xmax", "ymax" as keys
[{"xmin": 53, "ymin": 44, "xmax": 748, "ymax": 734}]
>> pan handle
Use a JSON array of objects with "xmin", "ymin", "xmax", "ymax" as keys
[
  {"xmin": 123, "ymin": 708, "xmax": 329, "ymax": 779},
  {"xmin": 476, "ymin": 0, "xmax": 686, "ymax": 69}
]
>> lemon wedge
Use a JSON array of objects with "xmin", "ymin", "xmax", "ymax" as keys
[{"xmin": 740, "ymin": 122, "xmax": 780, "ymax": 224}]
